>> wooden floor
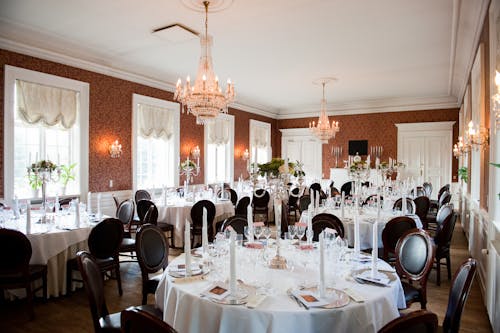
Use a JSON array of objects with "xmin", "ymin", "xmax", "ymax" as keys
[{"xmin": 0, "ymin": 222, "xmax": 493, "ymax": 333}]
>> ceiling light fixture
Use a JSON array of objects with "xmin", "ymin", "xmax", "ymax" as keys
[
  {"xmin": 309, "ymin": 78, "xmax": 340, "ymax": 144},
  {"xmin": 174, "ymin": 1, "xmax": 235, "ymax": 125}
]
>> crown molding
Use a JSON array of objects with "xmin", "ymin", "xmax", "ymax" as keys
[{"xmin": 276, "ymin": 95, "xmax": 459, "ymax": 119}]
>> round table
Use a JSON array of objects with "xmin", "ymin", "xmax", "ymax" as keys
[{"xmin": 155, "ymin": 244, "xmax": 406, "ymax": 333}]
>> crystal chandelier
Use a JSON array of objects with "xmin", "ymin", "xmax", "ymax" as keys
[
  {"xmin": 309, "ymin": 78, "xmax": 340, "ymax": 144},
  {"xmin": 453, "ymin": 120, "xmax": 489, "ymax": 158},
  {"xmin": 174, "ymin": 1, "xmax": 235, "ymax": 125}
]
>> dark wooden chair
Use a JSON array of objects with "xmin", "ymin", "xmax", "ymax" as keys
[
  {"xmin": 395, "ymin": 229, "xmax": 435, "ymax": 309},
  {"xmin": 228, "ymin": 188, "xmax": 238, "ymax": 206},
  {"xmin": 0, "ymin": 228, "xmax": 47, "ymax": 320},
  {"xmin": 134, "ymin": 190, "xmax": 151, "ymax": 206},
  {"xmin": 311, "ymin": 213, "xmax": 344, "ymax": 240},
  {"xmin": 363, "ymin": 194, "xmax": 383, "ymax": 206},
  {"xmin": 429, "ymin": 184, "xmax": 450, "ymax": 210},
  {"xmin": 378, "ymin": 310, "xmax": 438, "ymax": 333},
  {"xmin": 298, "ymin": 195, "xmax": 311, "ymax": 214},
  {"xmin": 309, "ymin": 183, "xmax": 327, "ymax": 200},
  {"xmin": 422, "ymin": 182, "xmax": 433, "ymax": 197},
  {"xmin": 221, "ymin": 215, "xmax": 248, "ymax": 235},
  {"xmin": 117, "ymin": 200, "xmax": 137, "ymax": 260},
  {"xmin": 426, "ymin": 194, "xmax": 452, "ymax": 230},
  {"xmin": 252, "ymin": 189, "xmax": 270, "ymax": 224},
  {"xmin": 393, "ymin": 197, "xmax": 417, "ymax": 215},
  {"xmin": 121, "ymin": 307, "xmax": 177, "ymax": 333},
  {"xmin": 190, "ymin": 200, "xmax": 216, "ymax": 246},
  {"xmin": 439, "ymin": 258, "xmax": 477, "ymax": 333},
  {"xmin": 138, "ymin": 200, "xmax": 174, "ymax": 248},
  {"xmin": 136, "ymin": 224, "xmax": 169, "ymax": 305},
  {"xmin": 410, "ymin": 187, "xmax": 427, "ymax": 197},
  {"xmin": 433, "ymin": 212, "xmax": 457, "ymax": 286},
  {"xmin": 112, "ymin": 195, "xmax": 120, "ymax": 209},
  {"xmin": 381, "ymin": 216, "xmax": 417, "ymax": 262},
  {"xmin": 340, "ymin": 181, "xmax": 353, "ymax": 196},
  {"xmin": 68, "ymin": 218, "xmax": 124, "ymax": 296},
  {"xmin": 288, "ymin": 187, "xmax": 300, "ymax": 221},
  {"xmin": 76, "ymin": 251, "xmax": 162, "ymax": 333},
  {"xmin": 413, "ymin": 196, "xmax": 430, "ymax": 228},
  {"xmin": 235, "ymin": 196, "xmax": 250, "ymax": 216}
]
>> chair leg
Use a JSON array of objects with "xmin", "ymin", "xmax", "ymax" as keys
[
  {"xmin": 115, "ymin": 264, "xmax": 123, "ymax": 296},
  {"xmin": 26, "ymin": 283, "xmax": 35, "ymax": 320},
  {"xmin": 446, "ymin": 255, "xmax": 452, "ymax": 280},
  {"xmin": 42, "ymin": 272, "xmax": 48, "ymax": 301},
  {"xmin": 436, "ymin": 259, "xmax": 441, "ymax": 286},
  {"xmin": 142, "ymin": 290, "xmax": 148, "ymax": 305}
]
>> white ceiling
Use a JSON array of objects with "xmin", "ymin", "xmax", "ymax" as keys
[{"xmin": 0, "ymin": 0, "xmax": 489, "ymax": 119}]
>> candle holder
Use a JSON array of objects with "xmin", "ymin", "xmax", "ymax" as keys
[
  {"xmin": 331, "ymin": 146, "xmax": 342, "ymax": 168},
  {"xmin": 269, "ymin": 238, "xmax": 288, "ymax": 270},
  {"xmin": 27, "ymin": 160, "xmax": 61, "ymax": 218},
  {"xmin": 179, "ymin": 147, "xmax": 201, "ymax": 191}
]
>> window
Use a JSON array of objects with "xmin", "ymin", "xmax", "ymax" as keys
[
  {"xmin": 132, "ymin": 94, "xmax": 180, "ymax": 190},
  {"xmin": 249, "ymin": 119, "xmax": 271, "ymax": 164},
  {"xmin": 4, "ymin": 66, "xmax": 89, "ymax": 202},
  {"xmin": 204, "ymin": 115, "xmax": 235, "ymax": 184}
]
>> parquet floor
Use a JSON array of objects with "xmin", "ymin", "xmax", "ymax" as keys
[{"xmin": 0, "ymin": 222, "xmax": 493, "ymax": 333}]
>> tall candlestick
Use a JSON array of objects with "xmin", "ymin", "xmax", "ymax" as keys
[
  {"xmin": 247, "ymin": 204, "xmax": 254, "ymax": 242},
  {"xmin": 354, "ymin": 215, "xmax": 360, "ymax": 257},
  {"xmin": 55, "ymin": 194, "xmax": 60, "ymax": 214},
  {"xmin": 97, "ymin": 193, "xmax": 102, "ymax": 218},
  {"xmin": 184, "ymin": 220, "xmax": 192, "ymax": 276},
  {"xmin": 26, "ymin": 201, "xmax": 31, "ymax": 234},
  {"xmin": 319, "ymin": 231, "xmax": 326, "ymax": 298},
  {"xmin": 274, "ymin": 198, "xmax": 282, "ymax": 238},
  {"xmin": 340, "ymin": 191, "xmax": 345, "ymax": 218},
  {"xmin": 371, "ymin": 192, "xmax": 380, "ymax": 277},
  {"xmin": 74, "ymin": 199, "xmax": 80, "ymax": 228},
  {"xmin": 402, "ymin": 194, "xmax": 407, "ymax": 215},
  {"xmin": 229, "ymin": 230, "xmax": 237, "ymax": 295},
  {"xmin": 87, "ymin": 192, "xmax": 92, "ymax": 215},
  {"xmin": 202, "ymin": 208, "xmax": 208, "ymax": 254}
]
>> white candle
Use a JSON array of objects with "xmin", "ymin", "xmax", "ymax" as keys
[
  {"xmin": 184, "ymin": 220, "xmax": 192, "ymax": 276},
  {"xmin": 274, "ymin": 197, "xmax": 282, "ymax": 237},
  {"xmin": 97, "ymin": 193, "xmax": 102, "ymax": 218},
  {"xmin": 229, "ymin": 230, "xmax": 237, "ymax": 295},
  {"xmin": 319, "ymin": 231, "xmax": 326, "ymax": 298},
  {"xmin": 354, "ymin": 215, "xmax": 360, "ymax": 256},
  {"xmin": 310, "ymin": 190, "xmax": 315, "ymax": 216},
  {"xmin": 247, "ymin": 204, "xmax": 254, "ymax": 242},
  {"xmin": 315, "ymin": 190, "xmax": 320, "ymax": 209},
  {"xmin": 307, "ymin": 209, "xmax": 313, "ymax": 244},
  {"xmin": 202, "ymin": 207, "xmax": 208, "ymax": 254},
  {"xmin": 26, "ymin": 201, "xmax": 31, "ymax": 234},
  {"xmin": 371, "ymin": 192, "xmax": 380, "ymax": 277},
  {"xmin": 402, "ymin": 194, "xmax": 407, "ymax": 215},
  {"xmin": 74, "ymin": 199, "xmax": 80, "ymax": 228},
  {"xmin": 55, "ymin": 194, "xmax": 60, "ymax": 214},
  {"xmin": 35, "ymin": 152, "xmax": 38, "ymax": 162},
  {"xmin": 87, "ymin": 192, "xmax": 92, "ymax": 215},
  {"xmin": 340, "ymin": 191, "xmax": 345, "ymax": 218},
  {"xmin": 29, "ymin": 152, "xmax": 32, "ymax": 166}
]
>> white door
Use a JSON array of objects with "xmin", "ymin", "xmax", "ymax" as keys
[
  {"xmin": 280, "ymin": 128, "xmax": 323, "ymax": 181},
  {"xmin": 396, "ymin": 122, "xmax": 454, "ymax": 200}
]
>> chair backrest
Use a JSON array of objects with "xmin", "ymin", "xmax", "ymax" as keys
[
  {"xmin": 0, "ymin": 228, "xmax": 32, "ymax": 276},
  {"xmin": 363, "ymin": 194, "xmax": 383, "ymax": 206},
  {"xmin": 340, "ymin": 182, "xmax": 353, "ymax": 196},
  {"xmin": 121, "ymin": 307, "xmax": 177, "ymax": 333},
  {"xmin": 134, "ymin": 190, "xmax": 151, "ymax": 204},
  {"xmin": 298, "ymin": 195, "xmax": 311, "ymax": 213},
  {"xmin": 288, "ymin": 187, "xmax": 300, "ymax": 207},
  {"xmin": 382, "ymin": 216, "xmax": 417, "ymax": 260},
  {"xmin": 393, "ymin": 197, "xmax": 416, "ymax": 215},
  {"xmin": 436, "ymin": 203, "xmax": 454, "ymax": 226},
  {"xmin": 112, "ymin": 194, "xmax": 120, "ymax": 209},
  {"xmin": 137, "ymin": 199, "xmax": 155, "ymax": 222},
  {"xmin": 437, "ymin": 184, "xmax": 450, "ymax": 201},
  {"xmin": 411, "ymin": 187, "xmax": 427, "ymax": 197},
  {"xmin": 117, "ymin": 199, "xmax": 135, "ymax": 230},
  {"xmin": 442, "ymin": 258, "xmax": 477, "ymax": 333},
  {"xmin": 413, "ymin": 196, "xmax": 430, "ymax": 222},
  {"xmin": 228, "ymin": 188, "xmax": 238, "ymax": 206},
  {"xmin": 434, "ymin": 213, "xmax": 457, "ymax": 248},
  {"xmin": 311, "ymin": 213, "xmax": 344, "ymax": 240},
  {"xmin": 378, "ymin": 310, "xmax": 438, "ymax": 333},
  {"xmin": 280, "ymin": 201, "xmax": 289, "ymax": 236},
  {"xmin": 136, "ymin": 224, "xmax": 169, "ymax": 275},
  {"xmin": 309, "ymin": 183, "xmax": 325, "ymax": 199},
  {"xmin": 395, "ymin": 229, "xmax": 435, "ymax": 285},
  {"xmin": 88, "ymin": 218, "xmax": 124, "ymax": 260},
  {"xmin": 235, "ymin": 196, "xmax": 250, "ymax": 216},
  {"xmin": 190, "ymin": 200, "xmax": 216, "ymax": 240},
  {"xmin": 76, "ymin": 251, "xmax": 109, "ymax": 333},
  {"xmin": 252, "ymin": 189, "xmax": 270, "ymax": 208},
  {"xmin": 422, "ymin": 182, "xmax": 433, "ymax": 197},
  {"xmin": 221, "ymin": 215, "xmax": 248, "ymax": 234},
  {"xmin": 439, "ymin": 191, "xmax": 452, "ymax": 208},
  {"xmin": 144, "ymin": 205, "xmax": 159, "ymax": 225}
]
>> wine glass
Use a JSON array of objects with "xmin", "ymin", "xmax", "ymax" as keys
[
  {"xmin": 288, "ymin": 225, "xmax": 297, "ymax": 242},
  {"xmin": 46, "ymin": 199, "xmax": 55, "ymax": 214},
  {"xmin": 262, "ymin": 227, "xmax": 272, "ymax": 245},
  {"xmin": 254, "ymin": 225, "xmax": 263, "ymax": 242},
  {"xmin": 296, "ymin": 225, "xmax": 306, "ymax": 242},
  {"xmin": 243, "ymin": 226, "xmax": 253, "ymax": 241}
]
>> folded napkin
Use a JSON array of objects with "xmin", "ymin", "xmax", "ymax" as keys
[{"xmin": 356, "ymin": 270, "xmax": 391, "ymax": 286}]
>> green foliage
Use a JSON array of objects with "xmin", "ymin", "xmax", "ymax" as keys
[
  {"xmin": 28, "ymin": 173, "xmax": 42, "ymax": 190},
  {"xmin": 458, "ymin": 167, "xmax": 468, "ymax": 183},
  {"xmin": 60, "ymin": 163, "xmax": 77, "ymax": 186}
]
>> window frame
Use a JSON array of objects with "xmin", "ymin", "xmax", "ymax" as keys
[
  {"xmin": 4, "ymin": 65, "xmax": 89, "ymax": 203},
  {"xmin": 204, "ymin": 114, "xmax": 235, "ymax": 184},
  {"xmin": 132, "ymin": 94, "xmax": 180, "ymax": 191}
]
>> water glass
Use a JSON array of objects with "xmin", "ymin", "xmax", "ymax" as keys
[
  {"xmin": 254, "ymin": 225, "xmax": 263, "ymax": 241},
  {"xmin": 243, "ymin": 226, "xmax": 253, "ymax": 241},
  {"xmin": 288, "ymin": 225, "xmax": 297, "ymax": 241}
]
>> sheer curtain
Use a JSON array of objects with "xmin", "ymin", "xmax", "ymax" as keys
[{"xmin": 137, "ymin": 103, "xmax": 174, "ymax": 140}]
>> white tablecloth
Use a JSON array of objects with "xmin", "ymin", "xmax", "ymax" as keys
[
  {"xmin": 155, "ymin": 247, "xmax": 406, "ymax": 333},
  {"xmin": 156, "ymin": 200, "xmax": 235, "ymax": 246},
  {"xmin": 300, "ymin": 207, "xmax": 422, "ymax": 250}
]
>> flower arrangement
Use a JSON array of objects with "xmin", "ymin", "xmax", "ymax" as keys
[
  {"xmin": 28, "ymin": 160, "xmax": 58, "ymax": 172},
  {"xmin": 26, "ymin": 160, "xmax": 59, "ymax": 190},
  {"xmin": 347, "ymin": 155, "xmax": 370, "ymax": 180},
  {"xmin": 180, "ymin": 159, "xmax": 197, "ymax": 171},
  {"xmin": 257, "ymin": 158, "xmax": 305, "ymax": 177}
]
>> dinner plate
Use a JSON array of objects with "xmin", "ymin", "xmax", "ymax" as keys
[{"xmin": 299, "ymin": 287, "xmax": 350, "ymax": 308}]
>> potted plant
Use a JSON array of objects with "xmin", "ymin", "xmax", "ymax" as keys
[
  {"xmin": 60, "ymin": 163, "xmax": 77, "ymax": 195},
  {"xmin": 458, "ymin": 166, "xmax": 468, "ymax": 183}
]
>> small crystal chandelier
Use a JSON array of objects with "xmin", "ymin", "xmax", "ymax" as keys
[
  {"xmin": 174, "ymin": 1, "xmax": 235, "ymax": 125},
  {"xmin": 309, "ymin": 78, "xmax": 340, "ymax": 144},
  {"xmin": 452, "ymin": 120, "xmax": 489, "ymax": 158}
]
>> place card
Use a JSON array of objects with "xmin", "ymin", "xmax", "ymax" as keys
[
  {"xmin": 292, "ymin": 290, "xmax": 328, "ymax": 308},
  {"xmin": 355, "ymin": 270, "xmax": 391, "ymax": 286},
  {"xmin": 201, "ymin": 283, "xmax": 230, "ymax": 300}
]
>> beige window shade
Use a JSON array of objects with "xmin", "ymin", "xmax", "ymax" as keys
[
  {"xmin": 206, "ymin": 117, "xmax": 230, "ymax": 145},
  {"xmin": 251, "ymin": 125, "xmax": 269, "ymax": 148},
  {"xmin": 16, "ymin": 80, "xmax": 78, "ymax": 129},
  {"xmin": 138, "ymin": 103, "xmax": 174, "ymax": 140}
]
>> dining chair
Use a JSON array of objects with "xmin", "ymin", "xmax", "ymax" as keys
[
  {"xmin": 393, "ymin": 197, "xmax": 417, "ymax": 215},
  {"xmin": 137, "ymin": 200, "xmax": 175, "ymax": 248},
  {"xmin": 136, "ymin": 199, "xmax": 155, "ymax": 223},
  {"xmin": 426, "ymin": 195, "xmax": 453, "ymax": 231},
  {"xmin": 134, "ymin": 190, "xmax": 151, "ymax": 206},
  {"xmin": 298, "ymin": 194, "xmax": 311, "ymax": 214},
  {"xmin": 190, "ymin": 200, "xmax": 216, "ymax": 246},
  {"xmin": 433, "ymin": 212, "xmax": 457, "ymax": 286},
  {"xmin": 439, "ymin": 258, "xmax": 477, "ymax": 333},
  {"xmin": 228, "ymin": 188, "xmax": 238, "ymax": 206},
  {"xmin": 235, "ymin": 196, "xmax": 250, "ymax": 216},
  {"xmin": 413, "ymin": 196, "xmax": 430, "ymax": 228},
  {"xmin": 422, "ymin": 182, "xmax": 433, "ymax": 197},
  {"xmin": 279, "ymin": 201, "xmax": 290, "ymax": 237},
  {"xmin": 362, "ymin": 194, "xmax": 383, "ymax": 206},
  {"xmin": 121, "ymin": 307, "xmax": 177, "ymax": 333},
  {"xmin": 76, "ymin": 251, "xmax": 162, "ymax": 333},
  {"xmin": 395, "ymin": 228, "xmax": 435, "ymax": 309},
  {"xmin": 378, "ymin": 310, "xmax": 438, "ymax": 333},
  {"xmin": 117, "ymin": 200, "xmax": 137, "ymax": 261},
  {"xmin": 252, "ymin": 189, "xmax": 270, "ymax": 224},
  {"xmin": 311, "ymin": 213, "xmax": 344, "ymax": 240},
  {"xmin": 68, "ymin": 218, "xmax": 124, "ymax": 296},
  {"xmin": 0, "ymin": 228, "xmax": 47, "ymax": 320},
  {"xmin": 221, "ymin": 215, "xmax": 248, "ymax": 235},
  {"xmin": 429, "ymin": 184, "xmax": 450, "ymax": 210},
  {"xmin": 309, "ymin": 183, "xmax": 326, "ymax": 200},
  {"xmin": 381, "ymin": 216, "xmax": 417, "ymax": 263},
  {"xmin": 135, "ymin": 224, "xmax": 169, "ymax": 305},
  {"xmin": 287, "ymin": 187, "xmax": 300, "ymax": 221},
  {"xmin": 340, "ymin": 181, "xmax": 353, "ymax": 196},
  {"xmin": 112, "ymin": 195, "xmax": 120, "ymax": 209}
]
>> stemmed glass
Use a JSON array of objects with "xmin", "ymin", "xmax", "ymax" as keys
[
  {"xmin": 262, "ymin": 227, "xmax": 272, "ymax": 245},
  {"xmin": 288, "ymin": 225, "xmax": 297, "ymax": 242},
  {"xmin": 296, "ymin": 225, "xmax": 306, "ymax": 243},
  {"xmin": 243, "ymin": 226, "xmax": 253, "ymax": 241},
  {"xmin": 254, "ymin": 225, "xmax": 263, "ymax": 242}
]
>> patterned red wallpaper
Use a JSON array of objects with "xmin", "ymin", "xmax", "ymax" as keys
[
  {"xmin": 278, "ymin": 109, "xmax": 460, "ymax": 181},
  {"xmin": 0, "ymin": 49, "xmax": 277, "ymax": 195}
]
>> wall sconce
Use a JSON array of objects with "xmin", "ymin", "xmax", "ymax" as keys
[
  {"xmin": 109, "ymin": 140, "xmax": 122, "ymax": 158},
  {"xmin": 242, "ymin": 148, "xmax": 250, "ymax": 161},
  {"xmin": 191, "ymin": 145, "xmax": 201, "ymax": 160},
  {"xmin": 452, "ymin": 120, "xmax": 489, "ymax": 158}
]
